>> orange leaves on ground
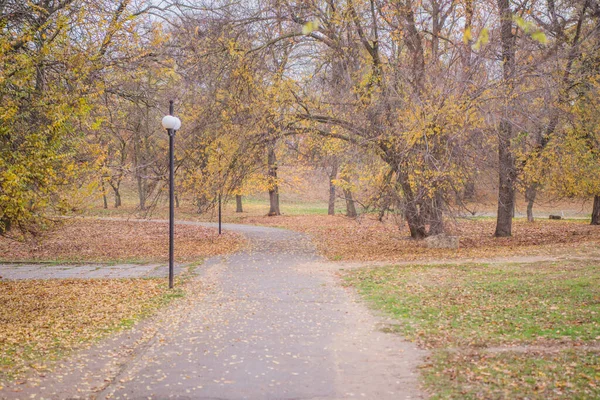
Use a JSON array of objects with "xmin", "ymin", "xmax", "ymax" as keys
[
  {"xmin": 0, "ymin": 219, "xmax": 244, "ymax": 263},
  {"xmin": 240, "ymin": 215, "xmax": 600, "ymax": 261},
  {"xmin": 0, "ymin": 278, "xmax": 166, "ymax": 382}
]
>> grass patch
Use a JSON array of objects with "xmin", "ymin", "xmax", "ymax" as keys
[
  {"xmin": 0, "ymin": 275, "xmax": 188, "ymax": 384},
  {"xmin": 345, "ymin": 261, "xmax": 600, "ymax": 347},
  {"xmin": 344, "ymin": 260, "xmax": 600, "ymax": 398},
  {"xmin": 236, "ymin": 197, "xmax": 338, "ymax": 216},
  {"xmin": 426, "ymin": 350, "xmax": 599, "ymax": 399}
]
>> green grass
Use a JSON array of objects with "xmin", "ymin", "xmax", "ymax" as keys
[
  {"xmin": 345, "ymin": 261, "xmax": 600, "ymax": 346},
  {"xmin": 344, "ymin": 260, "xmax": 600, "ymax": 398},
  {"xmin": 426, "ymin": 350, "xmax": 599, "ymax": 399},
  {"xmin": 235, "ymin": 197, "xmax": 342, "ymax": 215},
  {"xmin": 83, "ymin": 191, "xmax": 349, "ymax": 220}
]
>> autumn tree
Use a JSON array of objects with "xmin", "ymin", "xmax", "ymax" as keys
[
  {"xmin": 169, "ymin": 14, "xmax": 278, "ymax": 214},
  {"xmin": 522, "ymin": 3, "xmax": 600, "ymax": 225},
  {"xmin": 258, "ymin": 0, "xmax": 483, "ymax": 237},
  {"xmin": 0, "ymin": 0, "xmax": 149, "ymax": 234},
  {"xmin": 511, "ymin": 0, "xmax": 596, "ymax": 222}
]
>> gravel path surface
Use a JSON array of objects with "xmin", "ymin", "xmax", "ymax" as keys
[{"xmin": 1, "ymin": 222, "xmax": 426, "ymax": 400}]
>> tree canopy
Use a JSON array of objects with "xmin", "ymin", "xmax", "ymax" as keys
[{"xmin": 2, "ymin": 0, "xmax": 600, "ymax": 236}]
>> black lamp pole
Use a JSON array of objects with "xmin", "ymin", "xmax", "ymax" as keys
[
  {"xmin": 217, "ymin": 145, "xmax": 222, "ymax": 235},
  {"xmin": 168, "ymin": 100, "xmax": 175, "ymax": 289}
]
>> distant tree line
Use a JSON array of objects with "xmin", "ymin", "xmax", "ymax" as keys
[{"xmin": 1, "ymin": 0, "xmax": 599, "ymax": 237}]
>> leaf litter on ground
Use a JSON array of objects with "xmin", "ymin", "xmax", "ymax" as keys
[
  {"xmin": 0, "ymin": 219, "xmax": 244, "ymax": 263},
  {"xmin": 0, "ymin": 277, "xmax": 185, "ymax": 386},
  {"xmin": 238, "ymin": 215, "xmax": 600, "ymax": 262}
]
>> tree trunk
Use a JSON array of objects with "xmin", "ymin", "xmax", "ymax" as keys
[
  {"xmin": 195, "ymin": 194, "xmax": 209, "ymax": 214},
  {"xmin": 110, "ymin": 181, "xmax": 122, "ymax": 208},
  {"xmin": 495, "ymin": 121, "xmax": 516, "ymax": 237},
  {"xmin": 343, "ymin": 188, "xmax": 357, "ymax": 218},
  {"xmin": 494, "ymin": 0, "xmax": 517, "ymax": 237},
  {"xmin": 397, "ymin": 170, "xmax": 427, "ymax": 239},
  {"xmin": 377, "ymin": 170, "xmax": 395, "ymax": 222},
  {"xmin": 525, "ymin": 184, "xmax": 537, "ymax": 222},
  {"xmin": 0, "ymin": 216, "xmax": 11, "ymax": 235},
  {"xmin": 133, "ymin": 121, "xmax": 149, "ymax": 212},
  {"xmin": 427, "ymin": 192, "xmax": 445, "ymax": 235},
  {"xmin": 378, "ymin": 198, "xmax": 390, "ymax": 222},
  {"xmin": 236, "ymin": 195, "xmax": 243, "ymax": 213},
  {"xmin": 175, "ymin": 194, "xmax": 180, "ymax": 208},
  {"xmin": 267, "ymin": 144, "xmax": 280, "ymax": 216},
  {"xmin": 114, "ymin": 190, "xmax": 121, "ymax": 208},
  {"xmin": 405, "ymin": 202, "xmax": 426, "ymax": 239},
  {"xmin": 137, "ymin": 174, "xmax": 146, "ymax": 210},
  {"xmin": 268, "ymin": 191, "xmax": 280, "ymax": 216},
  {"xmin": 592, "ymin": 195, "xmax": 600, "ymax": 225},
  {"xmin": 328, "ymin": 163, "xmax": 338, "ymax": 216},
  {"xmin": 101, "ymin": 178, "xmax": 108, "ymax": 209}
]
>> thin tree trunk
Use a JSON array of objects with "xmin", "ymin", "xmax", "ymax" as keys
[
  {"xmin": 133, "ymin": 121, "xmax": 148, "ymax": 211},
  {"xmin": 137, "ymin": 175, "xmax": 146, "ymax": 211},
  {"xmin": 525, "ymin": 184, "xmax": 537, "ymax": 222},
  {"xmin": 377, "ymin": 169, "xmax": 395, "ymax": 222},
  {"xmin": 378, "ymin": 198, "xmax": 389, "ymax": 222},
  {"xmin": 114, "ymin": 190, "xmax": 121, "ymax": 208},
  {"xmin": 495, "ymin": 0, "xmax": 517, "ymax": 237},
  {"xmin": 267, "ymin": 143, "xmax": 280, "ymax": 216},
  {"xmin": 101, "ymin": 178, "xmax": 108, "ymax": 209},
  {"xmin": 343, "ymin": 188, "xmax": 357, "ymax": 218},
  {"xmin": 109, "ymin": 181, "xmax": 121, "ymax": 208},
  {"xmin": 328, "ymin": 163, "xmax": 338, "ymax": 216},
  {"xmin": 592, "ymin": 195, "xmax": 600, "ymax": 225},
  {"xmin": 236, "ymin": 195, "xmax": 243, "ymax": 213},
  {"xmin": 460, "ymin": 0, "xmax": 474, "ymax": 87},
  {"xmin": 175, "ymin": 194, "xmax": 179, "ymax": 208}
]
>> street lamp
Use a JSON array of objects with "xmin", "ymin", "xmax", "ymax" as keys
[
  {"xmin": 217, "ymin": 144, "xmax": 222, "ymax": 235},
  {"xmin": 162, "ymin": 100, "xmax": 181, "ymax": 289}
]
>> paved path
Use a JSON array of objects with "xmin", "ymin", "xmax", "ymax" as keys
[
  {"xmin": 0, "ymin": 263, "xmax": 187, "ymax": 280},
  {"xmin": 1, "ymin": 223, "xmax": 425, "ymax": 400}
]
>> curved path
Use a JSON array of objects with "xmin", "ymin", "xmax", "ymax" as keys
[{"xmin": 2, "ymin": 222, "xmax": 425, "ymax": 400}]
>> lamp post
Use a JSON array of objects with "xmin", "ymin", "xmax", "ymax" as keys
[
  {"xmin": 162, "ymin": 100, "xmax": 181, "ymax": 289},
  {"xmin": 217, "ymin": 145, "xmax": 222, "ymax": 235}
]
